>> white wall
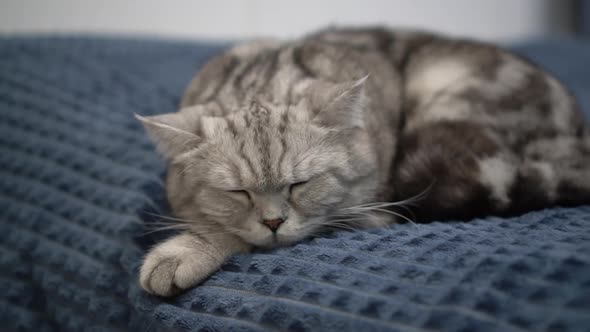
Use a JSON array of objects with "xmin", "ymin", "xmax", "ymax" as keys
[{"xmin": 0, "ymin": 0, "xmax": 573, "ymax": 42}]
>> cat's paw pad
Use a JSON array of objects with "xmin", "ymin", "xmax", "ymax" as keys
[{"xmin": 139, "ymin": 249, "xmax": 220, "ymax": 296}]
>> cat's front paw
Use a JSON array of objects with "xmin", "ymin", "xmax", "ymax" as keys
[{"xmin": 139, "ymin": 236, "xmax": 223, "ymax": 296}]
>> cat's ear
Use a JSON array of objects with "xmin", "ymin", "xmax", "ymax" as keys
[
  {"xmin": 312, "ymin": 75, "xmax": 368, "ymax": 129},
  {"xmin": 135, "ymin": 109, "xmax": 203, "ymax": 159}
]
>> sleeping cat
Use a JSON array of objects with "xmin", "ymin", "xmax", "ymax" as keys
[{"xmin": 136, "ymin": 27, "xmax": 590, "ymax": 296}]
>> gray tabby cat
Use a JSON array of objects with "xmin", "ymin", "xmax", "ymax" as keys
[{"xmin": 137, "ymin": 27, "xmax": 590, "ymax": 296}]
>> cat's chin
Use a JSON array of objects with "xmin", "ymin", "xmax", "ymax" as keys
[{"xmin": 244, "ymin": 233, "xmax": 306, "ymax": 249}]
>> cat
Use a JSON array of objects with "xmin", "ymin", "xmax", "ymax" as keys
[{"xmin": 136, "ymin": 27, "xmax": 590, "ymax": 296}]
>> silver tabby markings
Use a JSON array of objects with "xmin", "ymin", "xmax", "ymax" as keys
[{"xmin": 137, "ymin": 27, "xmax": 590, "ymax": 296}]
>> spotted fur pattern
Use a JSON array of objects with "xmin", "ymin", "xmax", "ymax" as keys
[{"xmin": 137, "ymin": 27, "xmax": 590, "ymax": 296}]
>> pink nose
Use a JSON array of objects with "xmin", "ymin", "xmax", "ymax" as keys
[{"xmin": 262, "ymin": 218, "xmax": 284, "ymax": 232}]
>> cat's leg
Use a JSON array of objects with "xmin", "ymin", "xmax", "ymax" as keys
[{"xmin": 140, "ymin": 232, "xmax": 250, "ymax": 296}]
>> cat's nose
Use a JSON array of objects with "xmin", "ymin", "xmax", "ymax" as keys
[{"xmin": 262, "ymin": 218, "xmax": 284, "ymax": 232}]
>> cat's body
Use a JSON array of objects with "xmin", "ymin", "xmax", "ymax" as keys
[{"xmin": 137, "ymin": 27, "xmax": 590, "ymax": 296}]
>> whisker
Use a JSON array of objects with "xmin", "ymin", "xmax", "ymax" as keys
[
  {"xmin": 144, "ymin": 212, "xmax": 224, "ymax": 229},
  {"xmin": 378, "ymin": 209, "xmax": 416, "ymax": 225},
  {"xmin": 144, "ymin": 224, "xmax": 190, "ymax": 230},
  {"xmin": 191, "ymin": 231, "xmax": 236, "ymax": 237},
  {"xmin": 328, "ymin": 224, "xmax": 359, "ymax": 232},
  {"xmin": 144, "ymin": 221, "xmax": 224, "ymax": 236},
  {"xmin": 390, "ymin": 203, "xmax": 417, "ymax": 223},
  {"xmin": 327, "ymin": 217, "xmax": 367, "ymax": 224},
  {"xmin": 143, "ymin": 212, "xmax": 195, "ymax": 224},
  {"xmin": 329, "ymin": 211, "xmax": 375, "ymax": 219},
  {"xmin": 142, "ymin": 224, "xmax": 191, "ymax": 235},
  {"xmin": 143, "ymin": 221, "xmax": 184, "ymax": 226},
  {"xmin": 343, "ymin": 200, "xmax": 416, "ymax": 210},
  {"xmin": 353, "ymin": 207, "xmax": 417, "ymax": 225},
  {"xmin": 341, "ymin": 202, "xmax": 401, "ymax": 210},
  {"xmin": 341, "ymin": 183, "xmax": 433, "ymax": 212},
  {"xmin": 326, "ymin": 217, "xmax": 373, "ymax": 230},
  {"xmin": 324, "ymin": 221, "xmax": 363, "ymax": 232}
]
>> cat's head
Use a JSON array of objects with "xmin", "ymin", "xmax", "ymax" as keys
[{"xmin": 137, "ymin": 77, "xmax": 379, "ymax": 247}]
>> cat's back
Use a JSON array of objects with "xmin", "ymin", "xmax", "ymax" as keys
[
  {"xmin": 178, "ymin": 26, "xmax": 501, "ymax": 111},
  {"xmin": 179, "ymin": 26, "xmax": 582, "ymax": 141},
  {"xmin": 179, "ymin": 39, "xmax": 282, "ymax": 110},
  {"xmin": 179, "ymin": 27, "xmax": 407, "ymax": 111}
]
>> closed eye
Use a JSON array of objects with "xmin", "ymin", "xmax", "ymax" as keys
[
  {"xmin": 226, "ymin": 190, "xmax": 251, "ymax": 200},
  {"xmin": 289, "ymin": 181, "xmax": 309, "ymax": 194}
]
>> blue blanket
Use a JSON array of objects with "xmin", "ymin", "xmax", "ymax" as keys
[{"xmin": 1, "ymin": 36, "xmax": 589, "ymax": 332}]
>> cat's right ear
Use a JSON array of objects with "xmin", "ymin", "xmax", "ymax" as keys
[{"xmin": 135, "ymin": 111, "xmax": 202, "ymax": 159}]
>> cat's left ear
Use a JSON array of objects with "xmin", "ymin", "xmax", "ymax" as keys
[
  {"xmin": 312, "ymin": 75, "xmax": 368, "ymax": 129},
  {"xmin": 135, "ymin": 109, "xmax": 203, "ymax": 159}
]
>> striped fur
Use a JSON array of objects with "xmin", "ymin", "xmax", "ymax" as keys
[{"xmin": 137, "ymin": 27, "xmax": 590, "ymax": 296}]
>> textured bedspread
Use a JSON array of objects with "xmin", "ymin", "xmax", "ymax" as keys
[{"xmin": 1, "ymin": 36, "xmax": 589, "ymax": 332}]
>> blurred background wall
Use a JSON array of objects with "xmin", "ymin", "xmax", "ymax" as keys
[{"xmin": 0, "ymin": 0, "xmax": 577, "ymax": 43}]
